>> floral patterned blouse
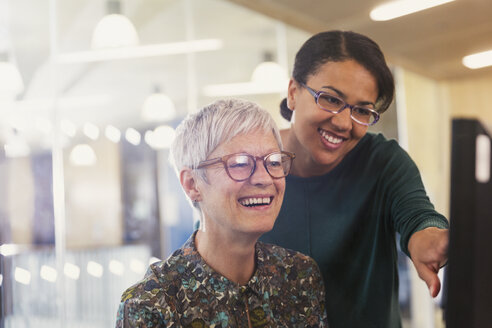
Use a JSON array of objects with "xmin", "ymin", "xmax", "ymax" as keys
[{"xmin": 115, "ymin": 231, "xmax": 328, "ymax": 327}]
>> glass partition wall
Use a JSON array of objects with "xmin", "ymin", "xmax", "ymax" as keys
[
  {"xmin": 0, "ymin": 0, "xmax": 309, "ymax": 326},
  {"xmin": 0, "ymin": 1, "xmax": 425, "ymax": 327}
]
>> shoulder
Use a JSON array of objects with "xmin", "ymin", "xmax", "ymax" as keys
[
  {"xmin": 117, "ymin": 250, "xmax": 191, "ymax": 326},
  {"xmin": 257, "ymin": 242, "xmax": 321, "ymax": 274},
  {"xmin": 357, "ymin": 133, "xmax": 413, "ymax": 167},
  {"xmin": 361, "ymin": 132, "xmax": 401, "ymax": 153},
  {"xmin": 116, "ymin": 264, "xmax": 170, "ymax": 327},
  {"xmin": 120, "ymin": 248, "xmax": 189, "ymax": 306},
  {"xmin": 256, "ymin": 242, "xmax": 326, "ymax": 318}
]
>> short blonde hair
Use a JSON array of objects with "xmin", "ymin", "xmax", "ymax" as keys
[{"xmin": 170, "ymin": 98, "xmax": 282, "ymax": 208}]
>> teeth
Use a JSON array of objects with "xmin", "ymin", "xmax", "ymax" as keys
[
  {"xmin": 239, "ymin": 197, "xmax": 272, "ymax": 207},
  {"xmin": 320, "ymin": 130, "xmax": 343, "ymax": 144}
]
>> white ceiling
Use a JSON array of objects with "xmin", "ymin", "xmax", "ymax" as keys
[
  {"xmin": 1, "ymin": 0, "xmax": 492, "ymax": 151},
  {"xmin": 2, "ymin": 0, "xmax": 310, "ymax": 145}
]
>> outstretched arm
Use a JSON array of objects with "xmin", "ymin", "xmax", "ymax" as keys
[{"xmin": 408, "ymin": 227, "xmax": 449, "ymax": 297}]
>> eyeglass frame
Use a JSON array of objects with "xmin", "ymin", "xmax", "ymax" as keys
[
  {"xmin": 196, "ymin": 151, "xmax": 296, "ymax": 182},
  {"xmin": 299, "ymin": 82, "xmax": 380, "ymax": 126}
]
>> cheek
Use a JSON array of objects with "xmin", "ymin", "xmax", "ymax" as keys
[
  {"xmin": 352, "ymin": 125, "xmax": 368, "ymax": 139},
  {"xmin": 293, "ymin": 110, "xmax": 320, "ymax": 136},
  {"xmin": 274, "ymin": 180, "xmax": 286, "ymax": 196}
]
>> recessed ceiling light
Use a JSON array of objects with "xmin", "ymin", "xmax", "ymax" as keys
[
  {"xmin": 64, "ymin": 263, "xmax": 81, "ymax": 280},
  {"xmin": 462, "ymin": 50, "xmax": 492, "ymax": 69},
  {"xmin": 105, "ymin": 125, "xmax": 121, "ymax": 143},
  {"xmin": 125, "ymin": 127, "xmax": 141, "ymax": 146},
  {"xmin": 370, "ymin": 0, "xmax": 455, "ymax": 21},
  {"xmin": 40, "ymin": 265, "xmax": 58, "ymax": 283}
]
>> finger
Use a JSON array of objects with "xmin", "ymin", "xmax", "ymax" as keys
[
  {"xmin": 415, "ymin": 262, "xmax": 441, "ymax": 297},
  {"xmin": 427, "ymin": 269, "xmax": 441, "ymax": 298}
]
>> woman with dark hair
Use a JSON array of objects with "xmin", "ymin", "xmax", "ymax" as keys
[{"xmin": 261, "ymin": 30, "xmax": 449, "ymax": 328}]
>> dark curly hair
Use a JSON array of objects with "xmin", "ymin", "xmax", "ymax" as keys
[{"xmin": 281, "ymin": 30, "xmax": 394, "ymax": 121}]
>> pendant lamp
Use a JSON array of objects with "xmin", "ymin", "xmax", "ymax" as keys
[{"xmin": 91, "ymin": 0, "xmax": 139, "ymax": 49}]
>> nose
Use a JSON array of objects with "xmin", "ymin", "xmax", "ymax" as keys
[
  {"xmin": 249, "ymin": 159, "xmax": 273, "ymax": 186},
  {"xmin": 330, "ymin": 104, "xmax": 353, "ymax": 131}
]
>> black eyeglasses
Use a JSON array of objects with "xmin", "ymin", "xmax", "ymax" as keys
[
  {"xmin": 300, "ymin": 82, "xmax": 380, "ymax": 126},
  {"xmin": 196, "ymin": 151, "xmax": 296, "ymax": 182}
]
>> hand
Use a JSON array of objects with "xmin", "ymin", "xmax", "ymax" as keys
[{"xmin": 408, "ymin": 227, "xmax": 449, "ymax": 298}]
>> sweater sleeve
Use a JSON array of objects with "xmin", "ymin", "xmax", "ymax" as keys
[{"xmin": 378, "ymin": 140, "xmax": 449, "ymax": 257}]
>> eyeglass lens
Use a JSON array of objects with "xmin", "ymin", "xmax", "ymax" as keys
[
  {"xmin": 225, "ymin": 152, "xmax": 291, "ymax": 181},
  {"xmin": 317, "ymin": 93, "xmax": 377, "ymax": 125}
]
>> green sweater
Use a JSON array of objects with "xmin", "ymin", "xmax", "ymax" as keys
[{"xmin": 261, "ymin": 133, "xmax": 449, "ymax": 328}]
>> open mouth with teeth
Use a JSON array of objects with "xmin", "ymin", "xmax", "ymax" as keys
[
  {"xmin": 318, "ymin": 128, "xmax": 344, "ymax": 145},
  {"xmin": 238, "ymin": 197, "xmax": 273, "ymax": 207}
]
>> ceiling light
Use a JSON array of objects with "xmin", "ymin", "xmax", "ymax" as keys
[
  {"xmin": 0, "ymin": 244, "xmax": 20, "ymax": 256},
  {"xmin": 64, "ymin": 263, "xmax": 80, "ymax": 280},
  {"xmin": 142, "ymin": 86, "xmax": 176, "ymax": 122},
  {"xmin": 91, "ymin": 0, "xmax": 138, "ymax": 49},
  {"xmin": 109, "ymin": 260, "xmax": 124, "ymax": 276},
  {"xmin": 40, "ymin": 265, "xmax": 57, "ymax": 283},
  {"xmin": 203, "ymin": 55, "xmax": 288, "ymax": 97},
  {"xmin": 370, "ymin": 0, "xmax": 455, "ymax": 21},
  {"xmin": 91, "ymin": 14, "xmax": 138, "ymax": 49},
  {"xmin": 462, "ymin": 49, "xmax": 492, "ymax": 69},
  {"xmin": 57, "ymin": 39, "xmax": 223, "ymax": 63},
  {"xmin": 70, "ymin": 144, "xmax": 97, "ymax": 166},
  {"xmin": 130, "ymin": 259, "xmax": 145, "ymax": 274},
  {"xmin": 14, "ymin": 267, "xmax": 31, "ymax": 285},
  {"xmin": 251, "ymin": 61, "xmax": 288, "ymax": 86},
  {"xmin": 144, "ymin": 125, "xmax": 176, "ymax": 150},
  {"xmin": 105, "ymin": 125, "xmax": 121, "ymax": 143},
  {"xmin": 83, "ymin": 122, "xmax": 100, "ymax": 140},
  {"xmin": 0, "ymin": 61, "xmax": 24, "ymax": 100},
  {"xmin": 4, "ymin": 137, "xmax": 30, "ymax": 158},
  {"xmin": 87, "ymin": 261, "xmax": 104, "ymax": 278},
  {"xmin": 125, "ymin": 128, "xmax": 141, "ymax": 146}
]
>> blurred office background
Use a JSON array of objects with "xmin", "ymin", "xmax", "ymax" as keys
[{"xmin": 0, "ymin": 0, "xmax": 491, "ymax": 327}]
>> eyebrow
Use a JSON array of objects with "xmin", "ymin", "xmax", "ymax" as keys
[
  {"xmin": 226, "ymin": 148, "xmax": 280, "ymax": 157},
  {"xmin": 320, "ymin": 85, "xmax": 376, "ymax": 107}
]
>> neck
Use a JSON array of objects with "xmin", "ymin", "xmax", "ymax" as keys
[
  {"xmin": 195, "ymin": 229, "xmax": 257, "ymax": 285},
  {"xmin": 281, "ymin": 128, "xmax": 334, "ymax": 177}
]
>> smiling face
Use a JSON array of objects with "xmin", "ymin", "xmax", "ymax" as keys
[
  {"xmin": 286, "ymin": 59, "xmax": 379, "ymax": 177},
  {"xmin": 195, "ymin": 129, "xmax": 286, "ymax": 239}
]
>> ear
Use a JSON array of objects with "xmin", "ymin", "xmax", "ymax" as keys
[
  {"xmin": 287, "ymin": 78, "xmax": 298, "ymax": 111},
  {"xmin": 179, "ymin": 168, "xmax": 202, "ymax": 202}
]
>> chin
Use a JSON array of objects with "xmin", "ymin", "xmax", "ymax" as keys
[{"xmin": 246, "ymin": 221, "xmax": 276, "ymax": 236}]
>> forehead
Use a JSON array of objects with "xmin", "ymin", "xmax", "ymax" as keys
[
  {"xmin": 308, "ymin": 60, "xmax": 378, "ymax": 101},
  {"xmin": 210, "ymin": 129, "xmax": 280, "ymax": 157}
]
